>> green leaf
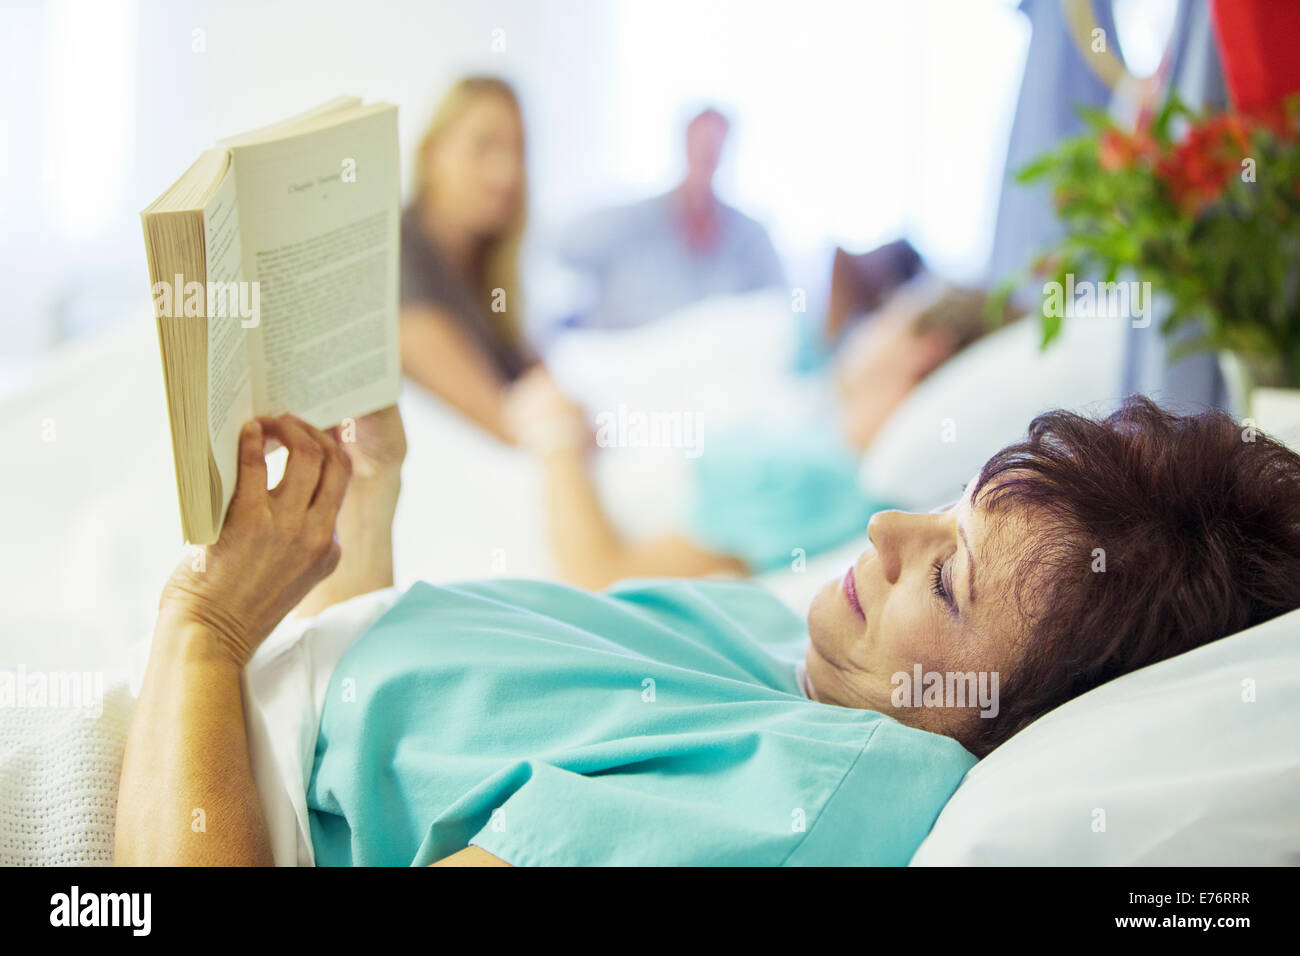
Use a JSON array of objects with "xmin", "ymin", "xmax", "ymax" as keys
[{"xmin": 1039, "ymin": 309, "xmax": 1062, "ymax": 350}]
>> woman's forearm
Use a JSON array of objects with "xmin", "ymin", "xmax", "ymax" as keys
[
  {"xmin": 541, "ymin": 446, "xmax": 748, "ymax": 587},
  {"xmin": 296, "ymin": 476, "xmax": 400, "ymax": 618},
  {"xmin": 400, "ymin": 308, "xmax": 514, "ymax": 442},
  {"xmin": 507, "ymin": 373, "xmax": 745, "ymax": 587},
  {"xmin": 115, "ymin": 620, "xmax": 272, "ymax": 866},
  {"xmin": 542, "ymin": 447, "xmax": 629, "ymax": 588}
]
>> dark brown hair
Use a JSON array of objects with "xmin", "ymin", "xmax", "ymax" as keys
[{"xmin": 965, "ymin": 395, "xmax": 1300, "ymax": 757}]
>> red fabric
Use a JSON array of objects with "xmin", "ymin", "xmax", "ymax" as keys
[{"xmin": 1210, "ymin": 0, "xmax": 1300, "ymax": 112}]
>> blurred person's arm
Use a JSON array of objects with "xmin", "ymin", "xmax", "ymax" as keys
[
  {"xmin": 541, "ymin": 446, "xmax": 747, "ymax": 588},
  {"xmin": 505, "ymin": 369, "xmax": 746, "ymax": 589},
  {"xmin": 400, "ymin": 304, "xmax": 515, "ymax": 442}
]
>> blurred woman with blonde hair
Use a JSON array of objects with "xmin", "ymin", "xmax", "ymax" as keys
[{"xmin": 400, "ymin": 76, "xmax": 536, "ymax": 440}]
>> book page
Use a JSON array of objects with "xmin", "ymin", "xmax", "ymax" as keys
[
  {"xmin": 204, "ymin": 163, "xmax": 254, "ymax": 525},
  {"xmin": 230, "ymin": 105, "xmax": 400, "ymax": 428}
]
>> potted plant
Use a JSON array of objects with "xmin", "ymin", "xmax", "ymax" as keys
[{"xmin": 998, "ymin": 92, "xmax": 1300, "ymax": 445}]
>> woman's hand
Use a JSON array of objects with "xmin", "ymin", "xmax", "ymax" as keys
[
  {"xmin": 503, "ymin": 367, "xmax": 590, "ymax": 455},
  {"xmin": 337, "ymin": 404, "xmax": 407, "ymax": 485},
  {"xmin": 157, "ymin": 414, "xmax": 352, "ymax": 668}
]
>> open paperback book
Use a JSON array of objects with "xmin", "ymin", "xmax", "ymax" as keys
[{"xmin": 142, "ymin": 97, "xmax": 400, "ymax": 544}]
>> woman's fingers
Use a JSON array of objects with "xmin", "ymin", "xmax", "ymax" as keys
[
  {"xmin": 309, "ymin": 425, "xmax": 352, "ymax": 519},
  {"xmin": 262, "ymin": 414, "xmax": 328, "ymax": 512},
  {"xmin": 231, "ymin": 419, "xmax": 269, "ymax": 507},
  {"xmin": 229, "ymin": 414, "xmax": 350, "ymax": 575}
]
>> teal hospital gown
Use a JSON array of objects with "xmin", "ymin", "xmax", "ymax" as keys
[{"xmin": 307, "ymin": 578, "xmax": 976, "ymax": 866}]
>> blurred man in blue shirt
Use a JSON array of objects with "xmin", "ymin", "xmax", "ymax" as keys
[{"xmin": 558, "ymin": 108, "xmax": 784, "ymax": 329}]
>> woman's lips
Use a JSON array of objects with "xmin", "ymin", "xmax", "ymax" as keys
[{"xmin": 843, "ymin": 566, "xmax": 866, "ymax": 621}]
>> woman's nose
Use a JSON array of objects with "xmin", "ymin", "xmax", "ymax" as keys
[
  {"xmin": 867, "ymin": 508, "xmax": 953, "ymax": 584},
  {"xmin": 867, "ymin": 510, "xmax": 905, "ymax": 584}
]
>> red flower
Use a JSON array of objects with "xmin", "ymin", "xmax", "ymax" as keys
[
  {"xmin": 1248, "ymin": 101, "xmax": 1298, "ymax": 142},
  {"xmin": 1098, "ymin": 124, "xmax": 1159, "ymax": 172},
  {"xmin": 1099, "ymin": 129, "xmax": 1130, "ymax": 171},
  {"xmin": 1155, "ymin": 112, "xmax": 1255, "ymax": 215}
]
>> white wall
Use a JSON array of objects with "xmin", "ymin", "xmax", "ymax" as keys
[
  {"xmin": 0, "ymin": 0, "xmax": 1029, "ymax": 357},
  {"xmin": 0, "ymin": 0, "xmax": 622, "ymax": 354},
  {"xmin": 606, "ymin": 0, "xmax": 1029, "ymax": 281}
]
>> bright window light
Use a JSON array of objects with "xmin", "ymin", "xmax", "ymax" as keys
[
  {"xmin": 42, "ymin": 0, "xmax": 136, "ymax": 240},
  {"xmin": 611, "ymin": 0, "xmax": 1029, "ymax": 279}
]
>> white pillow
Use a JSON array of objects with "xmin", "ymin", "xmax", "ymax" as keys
[
  {"xmin": 860, "ymin": 312, "xmax": 1129, "ymax": 511},
  {"xmin": 911, "ymin": 606, "xmax": 1300, "ymax": 865}
]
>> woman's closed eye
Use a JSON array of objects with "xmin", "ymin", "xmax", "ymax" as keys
[{"xmin": 931, "ymin": 556, "xmax": 957, "ymax": 612}]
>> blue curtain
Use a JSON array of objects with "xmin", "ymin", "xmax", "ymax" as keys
[
  {"xmin": 984, "ymin": 0, "xmax": 1118, "ymax": 285},
  {"xmin": 986, "ymin": 0, "xmax": 1231, "ymax": 412},
  {"xmin": 1122, "ymin": 0, "xmax": 1230, "ymax": 412}
]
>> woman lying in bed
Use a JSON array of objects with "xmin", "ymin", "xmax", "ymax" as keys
[{"xmin": 115, "ymin": 399, "xmax": 1300, "ymax": 866}]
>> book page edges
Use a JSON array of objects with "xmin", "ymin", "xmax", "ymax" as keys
[{"xmin": 141, "ymin": 152, "xmax": 234, "ymax": 544}]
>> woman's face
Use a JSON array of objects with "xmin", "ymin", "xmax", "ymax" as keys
[
  {"xmin": 425, "ymin": 93, "xmax": 524, "ymax": 238},
  {"xmin": 805, "ymin": 478, "xmax": 1034, "ymax": 740},
  {"xmin": 835, "ymin": 295, "xmax": 952, "ymax": 452}
]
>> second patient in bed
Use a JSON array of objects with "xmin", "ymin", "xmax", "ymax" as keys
[{"xmin": 507, "ymin": 277, "xmax": 1021, "ymax": 588}]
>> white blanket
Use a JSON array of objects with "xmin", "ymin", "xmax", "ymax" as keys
[{"xmin": 0, "ymin": 672, "xmax": 133, "ymax": 866}]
